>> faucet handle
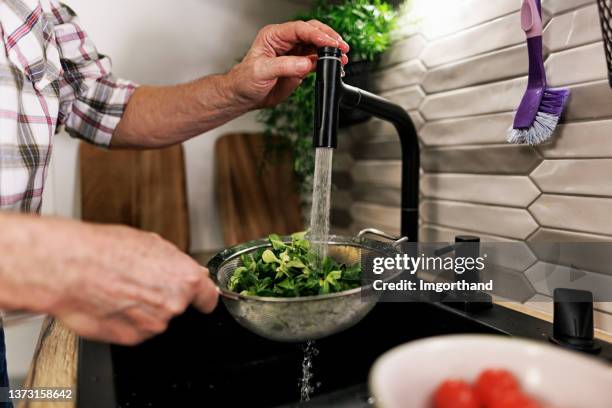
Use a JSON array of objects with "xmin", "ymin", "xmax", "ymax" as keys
[{"xmin": 357, "ymin": 228, "xmax": 408, "ymax": 248}]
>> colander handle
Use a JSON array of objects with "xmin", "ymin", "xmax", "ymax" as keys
[
  {"xmin": 216, "ymin": 285, "xmax": 242, "ymax": 301},
  {"xmin": 357, "ymin": 228, "xmax": 409, "ymax": 248}
]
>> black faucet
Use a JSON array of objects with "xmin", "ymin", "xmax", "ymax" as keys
[{"xmin": 313, "ymin": 47, "xmax": 420, "ymax": 241}]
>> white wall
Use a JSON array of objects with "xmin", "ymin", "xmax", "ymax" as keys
[{"xmin": 44, "ymin": 0, "xmax": 307, "ymax": 252}]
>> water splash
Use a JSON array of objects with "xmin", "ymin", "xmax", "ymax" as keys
[
  {"xmin": 299, "ymin": 340, "xmax": 319, "ymax": 402},
  {"xmin": 309, "ymin": 148, "xmax": 334, "ymax": 261}
]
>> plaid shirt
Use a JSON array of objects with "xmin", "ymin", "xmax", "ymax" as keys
[{"xmin": 0, "ymin": 0, "xmax": 136, "ymax": 212}]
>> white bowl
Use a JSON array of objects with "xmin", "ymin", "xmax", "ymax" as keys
[{"xmin": 369, "ymin": 334, "xmax": 612, "ymax": 408}]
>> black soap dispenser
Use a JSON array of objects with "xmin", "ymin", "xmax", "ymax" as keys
[{"xmin": 549, "ymin": 288, "xmax": 601, "ymax": 354}]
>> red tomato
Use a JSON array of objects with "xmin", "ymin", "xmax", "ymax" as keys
[
  {"xmin": 474, "ymin": 369, "xmax": 520, "ymax": 407},
  {"xmin": 489, "ymin": 390, "xmax": 542, "ymax": 408},
  {"xmin": 433, "ymin": 380, "xmax": 480, "ymax": 408}
]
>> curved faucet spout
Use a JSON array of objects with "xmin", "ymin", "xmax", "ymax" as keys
[{"xmin": 313, "ymin": 47, "xmax": 420, "ymax": 241}]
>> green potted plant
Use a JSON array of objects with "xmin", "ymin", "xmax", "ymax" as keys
[{"xmin": 257, "ymin": 0, "xmax": 398, "ymax": 195}]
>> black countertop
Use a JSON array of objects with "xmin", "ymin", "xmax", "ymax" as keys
[{"xmin": 77, "ymin": 302, "xmax": 612, "ymax": 408}]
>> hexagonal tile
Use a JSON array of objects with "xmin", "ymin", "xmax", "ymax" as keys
[
  {"xmin": 544, "ymin": 4, "xmax": 602, "ymax": 52},
  {"xmin": 353, "ymin": 185, "xmax": 402, "ymax": 207},
  {"xmin": 420, "ymin": 223, "xmax": 538, "ymax": 272},
  {"xmin": 530, "ymin": 195, "xmax": 612, "ymax": 236},
  {"xmin": 416, "ymin": 0, "xmax": 520, "ymax": 40},
  {"xmin": 409, "ymin": 110, "xmax": 425, "ymax": 130},
  {"xmin": 530, "ymin": 159, "xmax": 612, "ymax": 196},
  {"xmin": 350, "ymin": 202, "xmax": 400, "ymax": 235},
  {"xmin": 352, "ymin": 141, "xmax": 402, "ymax": 160},
  {"xmin": 542, "ymin": 0, "xmax": 595, "ymax": 15},
  {"xmin": 420, "ymin": 113, "xmax": 514, "ymax": 146},
  {"xmin": 525, "ymin": 261, "xmax": 612, "ymax": 302},
  {"xmin": 546, "ymin": 42, "xmax": 608, "ymax": 87},
  {"xmin": 420, "ymin": 200, "xmax": 539, "ymax": 239},
  {"xmin": 372, "ymin": 60, "xmax": 426, "ymax": 92},
  {"xmin": 422, "ymin": 174, "xmax": 540, "ymax": 206},
  {"xmin": 419, "ymin": 12, "xmax": 523, "ymax": 67},
  {"xmin": 351, "ymin": 160, "xmax": 401, "ymax": 188},
  {"xmin": 563, "ymin": 80, "xmax": 612, "ymax": 121},
  {"xmin": 528, "ymin": 228, "xmax": 612, "ymax": 275},
  {"xmin": 422, "ymin": 44, "xmax": 528, "ymax": 93},
  {"xmin": 419, "ymin": 77, "xmax": 527, "ymax": 120},
  {"xmin": 348, "ymin": 118, "xmax": 397, "ymax": 145},
  {"xmin": 381, "ymin": 85, "xmax": 425, "ymax": 111},
  {"xmin": 422, "ymin": 145, "xmax": 541, "ymax": 174},
  {"xmin": 482, "ymin": 265, "xmax": 537, "ymax": 303},
  {"xmin": 537, "ymin": 120, "xmax": 612, "ymax": 158},
  {"xmin": 379, "ymin": 34, "xmax": 426, "ymax": 68}
]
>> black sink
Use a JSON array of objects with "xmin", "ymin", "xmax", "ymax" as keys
[{"xmin": 77, "ymin": 302, "xmax": 612, "ymax": 408}]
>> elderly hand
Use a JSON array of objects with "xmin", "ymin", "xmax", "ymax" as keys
[
  {"xmin": 52, "ymin": 223, "xmax": 219, "ymax": 345},
  {"xmin": 227, "ymin": 20, "xmax": 349, "ymax": 109},
  {"xmin": 0, "ymin": 214, "xmax": 218, "ymax": 345}
]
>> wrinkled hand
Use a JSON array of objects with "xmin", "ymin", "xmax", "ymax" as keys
[
  {"xmin": 0, "ymin": 215, "xmax": 219, "ymax": 346},
  {"xmin": 49, "ymin": 223, "xmax": 218, "ymax": 345},
  {"xmin": 227, "ymin": 20, "xmax": 349, "ymax": 109}
]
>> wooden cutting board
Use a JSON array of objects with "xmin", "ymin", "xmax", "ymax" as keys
[
  {"xmin": 80, "ymin": 143, "xmax": 190, "ymax": 252},
  {"xmin": 215, "ymin": 133, "xmax": 303, "ymax": 246}
]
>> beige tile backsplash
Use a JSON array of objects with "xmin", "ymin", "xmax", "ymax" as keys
[
  {"xmin": 543, "ymin": 4, "xmax": 602, "ymax": 51},
  {"xmin": 333, "ymin": 0, "xmax": 612, "ymax": 333},
  {"xmin": 546, "ymin": 42, "xmax": 608, "ymax": 86},
  {"xmin": 421, "ymin": 145, "xmax": 541, "ymax": 174},
  {"xmin": 531, "ymin": 159, "xmax": 612, "ymax": 195},
  {"xmin": 537, "ymin": 119, "xmax": 612, "ymax": 157},
  {"xmin": 421, "ymin": 174, "xmax": 540, "ymax": 207},
  {"xmin": 419, "ymin": 77, "xmax": 528, "ymax": 120},
  {"xmin": 417, "ymin": 0, "xmax": 520, "ymax": 40},
  {"xmin": 419, "ymin": 13, "xmax": 524, "ymax": 67},
  {"xmin": 420, "ymin": 113, "xmax": 515, "ymax": 146},
  {"xmin": 421, "ymin": 44, "xmax": 530, "ymax": 93}
]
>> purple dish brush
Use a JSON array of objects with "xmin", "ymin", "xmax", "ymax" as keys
[{"xmin": 507, "ymin": 0, "xmax": 570, "ymax": 145}]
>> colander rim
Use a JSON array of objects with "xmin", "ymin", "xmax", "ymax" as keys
[{"xmin": 207, "ymin": 233, "xmax": 404, "ymax": 303}]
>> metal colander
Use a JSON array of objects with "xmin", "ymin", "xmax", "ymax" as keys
[{"xmin": 207, "ymin": 229, "xmax": 406, "ymax": 342}]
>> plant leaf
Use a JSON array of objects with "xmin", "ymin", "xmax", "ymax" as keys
[
  {"xmin": 262, "ymin": 249, "xmax": 280, "ymax": 264},
  {"xmin": 269, "ymin": 234, "xmax": 286, "ymax": 250}
]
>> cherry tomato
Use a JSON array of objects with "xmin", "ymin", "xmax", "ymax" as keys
[
  {"xmin": 434, "ymin": 380, "xmax": 480, "ymax": 408},
  {"xmin": 489, "ymin": 390, "xmax": 542, "ymax": 408},
  {"xmin": 474, "ymin": 369, "xmax": 520, "ymax": 407}
]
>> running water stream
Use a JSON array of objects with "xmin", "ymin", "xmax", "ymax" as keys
[
  {"xmin": 299, "ymin": 148, "xmax": 334, "ymax": 402},
  {"xmin": 308, "ymin": 147, "xmax": 334, "ymax": 261},
  {"xmin": 299, "ymin": 340, "xmax": 319, "ymax": 402}
]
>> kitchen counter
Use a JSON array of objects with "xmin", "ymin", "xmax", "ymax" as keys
[{"xmin": 21, "ymin": 303, "xmax": 612, "ymax": 408}]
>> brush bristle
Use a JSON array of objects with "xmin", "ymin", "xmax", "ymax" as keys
[{"xmin": 508, "ymin": 87, "xmax": 570, "ymax": 145}]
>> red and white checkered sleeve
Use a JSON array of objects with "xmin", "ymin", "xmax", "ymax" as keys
[{"xmin": 51, "ymin": 2, "xmax": 137, "ymax": 147}]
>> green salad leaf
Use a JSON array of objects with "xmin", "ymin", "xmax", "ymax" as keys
[{"xmin": 227, "ymin": 232, "xmax": 362, "ymax": 297}]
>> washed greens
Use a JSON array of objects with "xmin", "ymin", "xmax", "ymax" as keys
[{"xmin": 228, "ymin": 232, "xmax": 362, "ymax": 297}]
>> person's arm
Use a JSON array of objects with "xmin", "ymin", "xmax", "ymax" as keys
[
  {"xmin": 111, "ymin": 21, "xmax": 349, "ymax": 148},
  {"xmin": 52, "ymin": 3, "xmax": 347, "ymax": 148},
  {"xmin": 0, "ymin": 212, "xmax": 217, "ymax": 345}
]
